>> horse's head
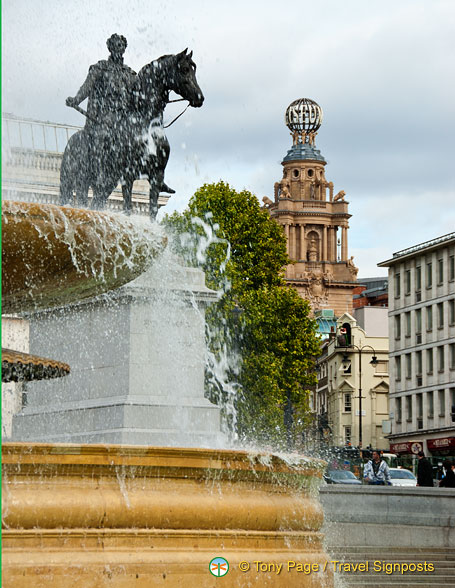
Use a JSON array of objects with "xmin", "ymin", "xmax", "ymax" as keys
[
  {"xmin": 136, "ymin": 50, "xmax": 204, "ymax": 114},
  {"xmin": 171, "ymin": 49, "xmax": 204, "ymax": 108}
]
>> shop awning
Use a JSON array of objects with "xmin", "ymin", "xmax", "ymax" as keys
[{"xmin": 427, "ymin": 437, "xmax": 455, "ymax": 452}]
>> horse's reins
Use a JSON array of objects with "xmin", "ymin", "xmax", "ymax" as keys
[
  {"xmin": 69, "ymin": 97, "xmax": 190, "ymax": 129},
  {"xmin": 164, "ymin": 99, "xmax": 190, "ymax": 129}
]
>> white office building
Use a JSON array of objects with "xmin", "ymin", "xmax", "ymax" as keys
[{"xmin": 378, "ymin": 233, "xmax": 455, "ymax": 457}]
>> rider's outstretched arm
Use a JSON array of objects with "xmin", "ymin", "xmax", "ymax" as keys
[{"xmin": 67, "ymin": 65, "xmax": 97, "ymax": 106}]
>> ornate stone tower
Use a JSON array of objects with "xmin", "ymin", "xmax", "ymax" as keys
[{"xmin": 266, "ymin": 98, "xmax": 358, "ymax": 315}]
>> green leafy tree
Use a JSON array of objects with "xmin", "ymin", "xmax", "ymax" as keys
[{"xmin": 164, "ymin": 181, "xmax": 320, "ymax": 448}]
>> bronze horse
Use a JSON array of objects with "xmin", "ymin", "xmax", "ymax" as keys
[{"xmin": 60, "ymin": 50, "xmax": 204, "ymax": 219}]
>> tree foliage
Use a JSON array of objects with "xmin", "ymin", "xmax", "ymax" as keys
[{"xmin": 163, "ymin": 181, "xmax": 321, "ymax": 448}]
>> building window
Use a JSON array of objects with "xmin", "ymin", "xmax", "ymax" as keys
[
  {"xmin": 375, "ymin": 360, "xmax": 388, "ymax": 374},
  {"xmin": 395, "ymin": 356, "xmax": 401, "ymax": 381},
  {"xmin": 396, "ymin": 397, "xmax": 402, "ymax": 423},
  {"xmin": 426, "ymin": 348, "xmax": 433, "ymax": 374},
  {"xmin": 406, "ymin": 395, "xmax": 412, "ymax": 421},
  {"xmin": 438, "ymin": 346, "xmax": 445, "ymax": 372},
  {"xmin": 416, "ymin": 351, "xmax": 422, "ymax": 376},
  {"xmin": 417, "ymin": 393, "xmax": 423, "ymax": 429},
  {"xmin": 449, "ymin": 255, "xmax": 454, "ymax": 281},
  {"xmin": 344, "ymin": 426, "xmax": 352, "ymax": 444},
  {"xmin": 415, "ymin": 309, "xmax": 422, "ymax": 335},
  {"xmin": 405, "ymin": 270, "xmax": 411, "ymax": 295},
  {"xmin": 438, "ymin": 259, "xmax": 444, "ymax": 284},
  {"xmin": 405, "ymin": 312, "xmax": 411, "ymax": 337},
  {"xmin": 437, "ymin": 302, "xmax": 444, "ymax": 329},
  {"xmin": 439, "ymin": 390, "xmax": 445, "ymax": 416},
  {"xmin": 437, "ymin": 259, "xmax": 444, "ymax": 284},
  {"xmin": 449, "ymin": 299, "xmax": 454, "ymax": 325},
  {"xmin": 426, "ymin": 306, "xmax": 433, "ymax": 331},
  {"xmin": 405, "ymin": 354, "xmax": 412, "ymax": 379},
  {"xmin": 344, "ymin": 394, "xmax": 352, "ymax": 413},
  {"xmin": 450, "ymin": 343, "xmax": 455, "ymax": 370},
  {"xmin": 428, "ymin": 391, "xmax": 434, "ymax": 418},
  {"xmin": 395, "ymin": 272, "xmax": 401, "ymax": 297},
  {"xmin": 426, "ymin": 262, "xmax": 432, "ymax": 288},
  {"xmin": 394, "ymin": 315, "xmax": 401, "ymax": 340},
  {"xmin": 415, "ymin": 266, "xmax": 422, "ymax": 291}
]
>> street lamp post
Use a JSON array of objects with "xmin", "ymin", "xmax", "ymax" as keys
[{"xmin": 341, "ymin": 345, "xmax": 378, "ymax": 449}]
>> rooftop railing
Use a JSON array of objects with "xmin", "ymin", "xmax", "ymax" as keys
[
  {"xmin": 2, "ymin": 112, "xmax": 80, "ymax": 153},
  {"xmin": 392, "ymin": 232, "xmax": 455, "ymax": 259}
]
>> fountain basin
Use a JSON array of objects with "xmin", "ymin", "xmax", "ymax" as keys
[
  {"xmin": 2, "ymin": 442, "xmax": 333, "ymax": 587},
  {"xmin": 1, "ymin": 348, "xmax": 70, "ymax": 382},
  {"xmin": 1, "ymin": 201, "xmax": 167, "ymax": 314}
]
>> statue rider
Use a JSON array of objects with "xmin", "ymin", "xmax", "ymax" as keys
[{"xmin": 65, "ymin": 34, "xmax": 136, "ymax": 182}]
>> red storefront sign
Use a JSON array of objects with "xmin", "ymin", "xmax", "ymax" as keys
[
  {"xmin": 427, "ymin": 437, "xmax": 455, "ymax": 452},
  {"xmin": 390, "ymin": 441, "xmax": 423, "ymax": 455}
]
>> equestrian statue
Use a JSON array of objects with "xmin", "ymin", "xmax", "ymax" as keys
[{"xmin": 60, "ymin": 34, "xmax": 204, "ymax": 219}]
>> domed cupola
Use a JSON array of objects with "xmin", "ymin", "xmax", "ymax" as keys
[{"xmin": 283, "ymin": 98, "xmax": 325, "ymax": 163}]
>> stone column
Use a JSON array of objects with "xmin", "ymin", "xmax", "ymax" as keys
[
  {"xmin": 327, "ymin": 226, "xmax": 332, "ymax": 261},
  {"xmin": 295, "ymin": 225, "xmax": 300, "ymax": 260},
  {"xmin": 323, "ymin": 226, "xmax": 327, "ymax": 261},
  {"xmin": 300, "ymin": 225, "xmax": 306, "ymax": 260},
  {"xmin": 290, "ymin": 225, "xmax": 296, "ymax": 260},
  {"xmin": 342, "ymin": 226, "xmax": 348, "ymax": 260},
  {"xmin": 284, "ymin": 223, "xmax": 290, "ymax": 255}
]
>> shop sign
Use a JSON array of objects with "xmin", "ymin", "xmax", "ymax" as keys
[
  {"xmin": 390, "ymin": 441, "xmax": 423, "ymax": 455},
  {"xmin": 427, "ymin": 437, "xmax": 455, "ymax": 451}
]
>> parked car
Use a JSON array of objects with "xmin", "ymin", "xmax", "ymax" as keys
[
  {"xmin": 388, "ymin": 468, "xmax": 417, "ymax": 487},
  {"xmin": 323, "ymin": 470, "xmax": 362, "ymax": 485}
]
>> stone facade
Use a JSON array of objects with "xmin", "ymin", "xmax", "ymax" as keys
[
  {"xmin": 315, "ymin": 310, "xmax": 389, "ymax": 450},
  {"xmin": 265, "ymin": 104, "xmax": 358, "ymax": 315},
  {"xmin": 378, "ymin": 233, "xmax": 455, "ymax": 457}
]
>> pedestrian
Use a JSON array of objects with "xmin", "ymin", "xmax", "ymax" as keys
[
  {"xmin": 363, "ymin": 450, "xmax": 392, "ymax": 485},
  {"xmin": 416, "ymin": 451, "xmax": 434, "ymax": 487},
  {"xmin": 439, "ymin": 460, "xmax": 455, "ymax": 488}
]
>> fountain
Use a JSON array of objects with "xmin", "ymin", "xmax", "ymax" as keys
[{"xmin": 2, "ymin": 37, "xmax": 333, "ymax": 588}]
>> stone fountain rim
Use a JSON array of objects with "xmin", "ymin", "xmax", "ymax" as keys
[{"xmin": 2, "ymin": 441, "xmax": 325, "ymax": 476}]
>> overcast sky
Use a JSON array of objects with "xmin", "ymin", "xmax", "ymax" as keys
[{"xmin": 3, "ymin": 0, "xmax": 455, "ymax": 276}]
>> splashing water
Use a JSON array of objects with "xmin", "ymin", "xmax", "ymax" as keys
[
  {"xmin": 2, "ymin": 200, "xmax": 168, "ymax": 314},
  {"xmin": 165, "ymin": 213, "xmax": 242, "ymax": 444}
]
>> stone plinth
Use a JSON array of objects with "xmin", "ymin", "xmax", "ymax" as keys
[
  {"xmin": 12, "ymin": 258, "xmax": 225, "ymax": 447},
  {"xmin": 2, "ymin": 443, "xmax": 333, "ymax": 588}
]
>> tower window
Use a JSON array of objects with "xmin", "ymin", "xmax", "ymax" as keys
[
  {"xmin": 293, "ymin": 169, "xmax": 300, "ymax": 178},
  {"xmin": 307, "ymin": 169, "xmax": 314, "ymax": 177}
]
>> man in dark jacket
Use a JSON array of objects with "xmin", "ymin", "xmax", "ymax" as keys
[{"xmin": 416, "ymin": 451, "xmax": 434, "ymax": 487}]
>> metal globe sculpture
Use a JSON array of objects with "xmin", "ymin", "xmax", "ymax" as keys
[{"xmin": 285, "ymin": 98, "xmax": 323, "ymax": 134}]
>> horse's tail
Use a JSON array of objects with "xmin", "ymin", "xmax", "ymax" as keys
[{"xmin": 59, "ymin": 131, "xmax": 89, "ymax": 205}]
